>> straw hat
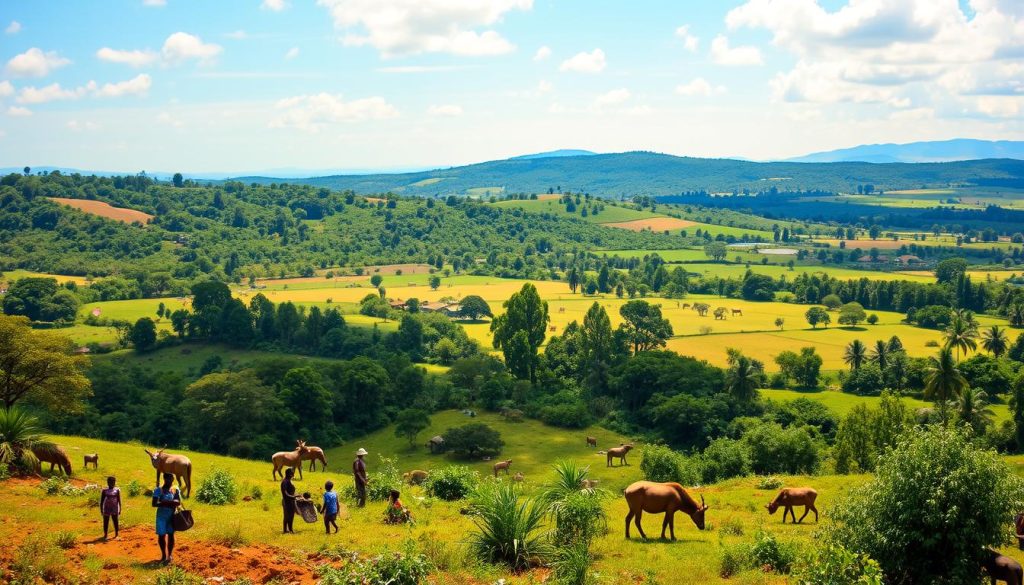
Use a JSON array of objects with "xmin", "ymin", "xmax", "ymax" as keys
[{"xmin": 355, "ymin": 448, "xmax": 368, "ymax": 456}]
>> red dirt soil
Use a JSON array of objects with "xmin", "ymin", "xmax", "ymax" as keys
[
  {"xmin": 49, "ymin": 198, "xmax": 154, "ymax": 224},
  {"xmin": 602, "ymin": 217, "xmax": 697, "ymax": 232}
]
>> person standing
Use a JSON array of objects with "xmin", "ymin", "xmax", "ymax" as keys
[
  {"xmin": 352, "ymin": 448, "xmax": 369, "ymax": 508},
  {"xmin": 322, "ymin": 480, "xmax": 339, "ymax": 534},
  {"xmin": 152, "ymin": 472, "xmax": 181, "ymax": 564},
  {"xmin": 280, "ymin": 467, "xmax": 297, "ymax": 533},
  {"xmin": 100, "ymin": 476, "xmax": 121, "ymax": 541}
]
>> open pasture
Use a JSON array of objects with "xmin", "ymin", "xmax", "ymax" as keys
[
  {"xmin": 1, "ymin": 269, "xmax": 97, "ymax": 286},
  {"xmin": 49, "ymin": 197, "xmax": 154, "ymax": 224}
]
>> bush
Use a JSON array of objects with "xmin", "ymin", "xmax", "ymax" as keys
[
  {"xmin": 554, "ymin": 490, "xmax": 607, "ymax": 546},
  {"xmin": 755, "ymin": 476, "xmax": 783, "ymax": 490},
  {"xmin": 52, "ymin": 531, "xmax": 76, "ymax": 549},
  {"xmin": 425, "ymin": 466, "xmax": 479, "ymax": 501},
  {"xmin": 211, "ymin": 523, "xmax": 248, "ymax": 548},
  {"xmin": 718, "ymin": 516, "xmax": 744, "ymax": 537},
  {"xmin": 700, "ymin": 438, "xmax": 751, "ymax": 483},
  {"xmin": 195, "ymin": 468, "xmax": 238, "ymax": 505},
  {"xmin": 318, "ymin": 540, "xmax": 432, "ymax": 585},
  {"xmin": 826, "ymin": 426, "xmax": 1024, "ymax": 584},
  {"xmin": 125, "ymin": 479, "xmax": 143, "ymax": 497},
  {"xmin": 0, "ymin": 462, "xmax": 9, "ymax": 481},
  {"xmin": 841, "ymin": 363, "xmax": 885, "ymax": 396},
  {"xmin": 39, "ymin": 476, "xmax": 85, "ymax": 497},
  {"xmin": 553, "ymin": 541, "xmax": 593, "ymax": 585},
  {"xmin": 640, "ymin": 444, "xmax": 685, "ymax": 483},
  {"xmin": 441, "ymin": 423, "xmax": 504, "ymax": 458},
  {"xmin": 154, "ymin": 566, "xmax": 204, "ymax": 585},
  {"xmin": 742, "ymin": 422, "xmax": 820, "ymax": 475},
  {"xmin": 467, "ymin": 482, "xmax": 551, "ymax": 570},
  {"xmin": 719, "ymin": 530, "xmax": 797, "ymax": 577},
  {"xmin": 791, "ymin": 544, "xmax": 883, "ymax": 585},
  {"xmin": 538, "ymin": 401, "xmax": 593, "ymax": 429}
]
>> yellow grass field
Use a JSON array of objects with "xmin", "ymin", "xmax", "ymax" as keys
[
  {"xmin": 49, "ymin": 197, "xmax": 153, "ymax": 224},
  {"xmin": 1, "ymin": 269, "xmax": 96, "ymax": 286},
  {"xmin": 603, "ymin": 217, "xmax": 699, "ymax": 231}
]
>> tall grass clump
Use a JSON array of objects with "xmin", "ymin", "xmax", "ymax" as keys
[
  {"xmin": 791, "ymin": 544, "xmax": 883, "ymax": 585},
  {"xmin": 195, "ymin": 468, "xmax": 238, "ymax": 505},
  {"xmin": 318, "ymin": 540, "xmax": 432, "ymax": 585},
  {"xmin": 424, "ymin": 466, "xmax": 479, "ymax": 501},
  {"xmin": 467, "ymin": 482, "xmax": 551, "ymax": 570}
]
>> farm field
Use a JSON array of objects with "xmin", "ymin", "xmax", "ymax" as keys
[
  {"xmin": 1, "ymin": 269, "xmax": 97, "ymax": 286},
  {"xmin": 48, "ymin": 197, "xmax": 154, "ymax": 224}
]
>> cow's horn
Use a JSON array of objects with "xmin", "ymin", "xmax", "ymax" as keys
[{"xmin": 700, "ymin": 494, "xmax": 706, "ymax": 508}]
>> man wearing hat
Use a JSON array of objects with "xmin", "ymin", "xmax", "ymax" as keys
[{"xmin": 352, "ymin": 448, "xmax": 369, "ymax": 508}]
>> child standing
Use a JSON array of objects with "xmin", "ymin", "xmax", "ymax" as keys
[
  {"xmin": 99, "ymin": 476, "xmax": 121, "ymax": 540},
  {"xmin": 322, "ymin": 481, "xmax": 339, "ymax": 534}
]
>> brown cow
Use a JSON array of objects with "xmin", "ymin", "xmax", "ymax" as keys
[
  {"xmin": 607, "ymin": 444, "xmax": 634, "ymax": 467},
  {"xmin": 32, "ymin": 445, "xmax": 72, "ymax": 475},
  {"xmin": 624, "ymin": 481, "xmax": 709, "ymax": 540},
  {"xmin": 766, "ymin": 487, "xmax": 818, "ymax": 524},
  {"xmin": 301, "ymin": 446, "xmax": 328, "ymax": 471},
  {"xmin": 731, "ymin": 309, "xmax": 743, "ymax": 317},
  {"xmin": 144, "ymin": 448, "xmax": 192, "ymax": 498},
  {"xmin": 83, "ymin": 453, "xmax": 99, "ymax": 470},
  {"xmin": 983, "ymin": 549, "xmax": 1023, "ymax": 585},
  {"xmin": 493, "ymin": 459, "xmax": 512, "ymax": 477},
  {"xmin": 403, "ymin": 470, "xmax": 429, "ymax": 485},
  {"xmin": 586, "ymin": 436, "xmax": 598, "ymax": 447}
]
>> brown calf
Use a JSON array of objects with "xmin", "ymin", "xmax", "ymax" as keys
[
  {"xmin": 586, "ymin": 436, "xmax": 598, "ymax": 447},
  {"xmin": 731, "ymin": 309, "xmax": 743, "ymax": 316},
  {"xmin": 607, "ymin": 444, "xmax": 634, "ymax": 467},
  {"xmin": 83, "ymin": 453, "xmax": 99, "ymax": 470},
  {"xmin": 766, "ymin": 487, "xmax": 818, "ymax": 524},
  {"xmin": 983, "ymin": 549, "xmax": 1023, "ymax": 585},
  {"xmin": 493, "ymin": 459, "xmax": 512, "ymax": 477}
]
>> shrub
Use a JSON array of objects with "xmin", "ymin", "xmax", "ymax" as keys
[
  {"xmin": 841, "ymin": 363, "xmax": 885, "ymax": 396},
  {"xmin": 154, "ymin": 566, "xmax": 204, "ymax": 585},
  {"xmin": 467, "ymin": 482, "xmax": 551, "ymax": 570},
  {"xmin": 552, "ymin": 541, "xmax": 593, "ymax": 585},
  {"xmin": 554, "ymin": 490, "xmax": 607, "ymax": 546},
  {"xmin": 425, "ymin": 466, "xmax": 479, "ymax": 501},
  {"xmin": 718, "ymin": 516, "xmax": 744, "ymax": 537},
  {"xmin": 195, "ymin": 468, "xmax": 238, "ymax": 505},
  {"xmin": 125, "ymin": 479, "xmax": 143, "ymax": 497},
  {"xmin": 701, "ymin": 438, "xmax": 751, "ymax": 483},
  {"xmin": 442, "ymin": 423, "xmax": 504, "ymax": 458},
  {"xmin": 52, "ymin": 531, "xmax": 76, "ymax": 549},
  {"xmin": 211, "ymin": 523, "xmax": 249, "ymax": 548},
  {"xmin": 755, "ymin": 476, "xmax": 783, "ymax": 490},
  {"xmin": 742, "ymin": 422, "xmax": 821, "ymax": 475},
  {"xmin": 718, "ymin": 530, "xmax": 797, "ymax": 577},
  {"xmin": 10, "ymin": 535, "xmax": 66, "ymax": 585},
  {"xmin": 249, "ymin": 484, "xmax": 263, "ymax": 500},
  {"xmin": 639, "ymin": 444, "xmax": 684, "ymax": 483},
  {"xmin": 39, "ymin": 476, "xmax": 84, "ymax": 496},
  {"xmin": 0, "ymin": 461, "xmax": 9, "ymax": 481},
  {"xmin": 791, "ymin": 544, "xmax": 883, "ymax": 585},
  {"xmin": 826, "ymin": 425, "xmax": 1024, "ymax": 584},
  {"xmin": 318, "ymin": 540, "xmax": 433, "ymax": 585}
]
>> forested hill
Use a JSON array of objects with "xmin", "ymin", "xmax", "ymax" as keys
[{"xmin": 233, "ymin": 152, "xmax": 1024, "ymax": 197}]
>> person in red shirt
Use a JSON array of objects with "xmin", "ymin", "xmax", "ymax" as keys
[{"xmin": 352, "ymin": 448, "xmax": 369, "ymax": 508}]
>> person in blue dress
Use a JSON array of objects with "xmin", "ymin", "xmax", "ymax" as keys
[
  {"xmin": 322, "ymin": 480, "xmax": 339, "ymax": 534},
  {"xmin": 152, "ymin": 472, "xmax": 181, "ymax": 564}
]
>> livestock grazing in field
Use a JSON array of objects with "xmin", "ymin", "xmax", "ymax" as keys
[
  {"xmin": 32, "ymin": 445, "xmax": 72, "ymax": 475},
  {"xmin": 301, "ymin": 446, "xmax": 327, "ymax": 471},
  {"xmin": 693, "ymin": 303, "xmax": 710, "ymax": 316},
  {"xmin": 766, "ymin": 487, "xmax": 818, "ymax": 524},
  {"xmin": 493, "ymin": 459, "xmax": 512, "ymax": 476},
  {"xmin": 607, "ymin": 444, "xmax": 634, "ymax": 467},
  {"xmin": 549, "ymin": 325, "xmax": 557, "ymax": 332},
  {"xmin": 731, "ymin": 308, "xmax": 743, "ymax": 316},
  {"xmin": 558, "ymin": 307, "xmax": 565, "ymax": 313},
  {"xmin": 83, "ymin": 453, "xmax": 99, "ymax": 470},
  {"xmin": 681, "ymin": 303, "xmax": 691, "ymax": 309},
  {"xmin": 272, "ymin": 440, "xmax": 309, "ymax": 481},
  {"xmin": 403, "ymin": 470, "xmax": 429, "ymax": 485},
  {"xmin": 983, "ymin": 549, "xmax": 1023, "ymax": 585},
  {"xmin": 144, "ymin": 447, "xmax": 192, "ymax": 498},
  {"xmin": 624, "ymin": 481, "xmax": 709, "ymax": 540},
  {"xmin": 714, "ymin": 307, "xmax": 728, "ymax": 320},
  {"xmin": 513, "ymin": 472, "xmax": 524, "ymax": 482},
  {"xmin": 586, "ymin": 436, "xmax": 598, "ymax": 447}
]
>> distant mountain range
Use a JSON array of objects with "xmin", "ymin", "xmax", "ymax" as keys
[{"xmin": 787, "ymin": 139, "xmax": 1024, "ymax": 164}]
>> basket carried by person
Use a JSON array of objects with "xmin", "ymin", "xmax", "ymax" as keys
[{"xmin": 295, "ymin": 498, "xmax": 318, "ymax": 524}]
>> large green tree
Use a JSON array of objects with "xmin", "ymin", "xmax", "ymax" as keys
[
  {"xmin": 490, "ymin": 283, "xmax": 549, "ymax": 382},
  {"xmin": 618, "ymin": 300, "xmax": 673, "ymax": 354},
  {"xmin": 579, "ymin": 302, "xmax": 615, "ymax": 394},
  {"xmin": 0, "ymin": 315, "xmax": 91, "ymax": 412}
]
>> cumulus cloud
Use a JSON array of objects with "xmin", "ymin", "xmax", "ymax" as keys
[
  {"xmin": 270, "ymin": 93, "xmax": 398, "ymax": 131},
  {"xmin": 675, "ymin": 25, "xmax": 699, "ymax": 52},
  {"xmin": 162, "ymin": 32, "xmax": 223, "ymax": 65},
  {"xmin": 67, "ymin": 119, "xmax": 101, "ymax": 131},
  {"xmin": 710, "ymin": 35, "xmax": 762, "ymax": 66},
  {"xmin": 533, "ymin": 46, "xmax": 551, "ymax": 61},
  {"xmin": 225, "ymin": 30, "xmax": 248, "ymax": 40},
  {"xmin": 17, "ymin": 75, "xmax": 150, "ymax": 104},
  {"xmin": 594, "ymin": 88, "xmax": 630, "ymax": 107},
  {"xmin": 7, "ymin": 105, "xmax": 32, "ymax": 117},
  {"xmin": 559, "ymin": 48, "xmax": 606, "ymax": 73},
  {"xmin": 5, "ymin": 48, "xmax": 71, "ymax": 78},
  {"xmin": 96, "ymin": 47, "xmax": 159, "ymax": 67},
  {"xmin": 6, "ymin": 21, "xmax": 21, "ymax": 35},
  {"xmin": 95, "ymin": 74, "xmax": 152, "ymax": 97},
  {"xmin": 262, "ymin": 0, "xmax": 288, "ymax": 10},
  {"xmin": 675, "ymin": 77, "xmax": 726, "ymax": 97},
  {"xmin": 427, "ymin": 104, "xmax": 463, "ymax": 116},
  {"xmin": 285, "ymin": 47, "xmax": 300, "ymax": 60},
  {"xmin": 0, "ymin": 80, "xmax": 13, "ymax": 97},
  {"xmin": 316, "ymin": 0, "xmax": 531, "ymax": 58}
]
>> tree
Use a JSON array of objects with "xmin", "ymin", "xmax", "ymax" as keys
[
  {"xmin": 1013, "ymin": 373, "xmax": 1024, "ymax": 452},
  {"xmin": 579, "ymin": 302, "xmax": 615, "ymax": 394},
  {"xmin": 567, "ymin": 267, "xmax": 580, "ymax": 294},
  {"xmin": 704, "ymin": 241, "xmax": 728, "ymax": 262},
  {"xmin": 838, "ymin": 302, "xmax": 866, "ymax": 327},
  {"xmin": 618, "ymin": 300, "xmax": 673, "ymax": 354},
  {"xmin": 278, "ymin": 367, "xmax": 333, "ymax": 438},
  {"xmin": 774, "ymin": 317, "xmax": 784, "ymax": 330},
  {"xmin": 869, "ymin": 339, "xmax": 888, "ymax": 370},
  {"xmin": 396, "ymin": 314, "xmax": 424, "ymax": 360},
  {"xmin": 944, "ymin": 308, "xmax": 978, "ymax": 360},
  {"xmin": 170, "ymin": 309, "xmax": 190, "ymax": 338},
  {"xmin": 172, "ymin": 172, "xmax": 184, "ymax": 187},
  {"xmin": 130, "ymin": 317, "xmax": 157, "ymax": 351},
  {"xmin": 459, "ymin": 295, "xmax": 492, "ymax": 320},
  {"xmin": 490, "ymin": 283, "xmax": 549, "ymax": 382},
  {"xmin": 0, "ymin": 315, "xmax": 91, "ymax": 412},
  {"xmin": 429, "ymin": 275, "xmax": 442, "ymax": 290},
  {"xmin": 394, "ymin": 408, "xmax": 431, "ymax": 446},
  {"xmin": 821, "ymin": 294, "xmax": 842, "ymax": 310},
  {"xmin": 442, "ymin": 423, "xmax": 504, "ymax": 458},
  {"xmin": 805, "ymin": 306, "xmax": 830, "ymax": 329},
  {"xmin": 924, "ymin": 347, "xmax": 968, "ymax": 425},
  {"xmin": 725, "ymin": 352, "xmax": 763, "ymax": 403},
  {"xmin": 740, "ymin": 272, "xmax": 775, "ymax": 301},
  {"xmin": 370, "ymin": 274, "xmax": 383, "ymax": 287},
  {"xmin": 935, "ymin": 257, "xmax": 969, "ymax": 284},
  {"xmin": 2, "ymin": 277, "xmax": 79, "ymax": 323},
  {"xmin": 981, "ymin": 325, "xmax": 1009, "ymax": 358},
  {"xmin": 844, "ymin": 340, "xmax": 867, "ymax": 370},
  {"xmin": 955, "ymin": 387, "xmax": 993, "ymax": 435}
]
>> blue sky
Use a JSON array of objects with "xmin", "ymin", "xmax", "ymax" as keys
[{"xmin": 1, "ymin": 0, "xmax": 1022, "ymax": 174}]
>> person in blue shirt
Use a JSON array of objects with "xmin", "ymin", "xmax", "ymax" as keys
[
  {"xmin": 152, "ymin": 472, "xmax": 181, "ymax": 564},
  {"xmin": 322, "ymin": 480, "xmax": 339, "ymax": 534}
]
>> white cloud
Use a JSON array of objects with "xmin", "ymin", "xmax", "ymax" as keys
[
  {"xmin": 317, "ymin": 0, "xmax": 531, "ymax": 57},
  {"xmin": 270, "ymin": 93, "xmax": 399, "ymax": 131},
  {"xmin": 675, "ymin": 25, "xmax": 699, "ymax": 52},
  {"xmin": 710, "ymin": 35, "xmax": 762, "ymax": 66},
  {"xmin": 7, "ymin": 106, "xmax": 32, "ymax": 117},
  {"xmin": 225, "ymin": 30, "xmax": 248, "ymax": 40},
  {"xmin": 675, "ymin": 77, "xmax": 726, "ymax": 97},
  {"xmin": 143, "ymin": 0, "xmax": 166, "ymax": 6},
  {"xmin": 0, "ymin": 80, "xmax": 13, "ymax": 97},
  {"xmin": 6, "ymin": 21, "xmax": 21, "ymax": 35},
  {"xmin": 594, "ymin": 88, "xmax": 630, "ymax": 107},
  {"xmin": 162, "ymin": 32, "xmax": 223, "ymax": 65},
  {"xmin": 5, "ymin": 48, "xmax": 71, "ymax": 78},
  {"xmin": 285, "ymin": 47, "xmax": 300, "ymax": 60},
  {"xmin": 157, "ymin": 111, "xmax": 184, "ymax": 127},
  {"xmin": 427, "ymin": 104, "xmax": 463, "ymax": 116},
  {"xmin": 67, "ymin": 119, "xmax": 101, "ymax": 131},
  {"xmin": 559, "ymin": 48, "xmax": 606, "ymax": 73},
  {"xmin": 262, "ymin": 0, "xmax": 289, "ymax": 10},
  {"xmin": 537, "ymin": 79, "xmax": 552, "ymax": 93},
  {"xmin": 95, "ymin": 74, "xmax": 152, "ymax": 98},
  {"xmin": 17, "ymin": 82, "xmax": 94, "ymax": 104},
  {"xmin": 533, "ymin": 46, "xmax": 551, "ymax": 61},
  {"xmin": 96, "ymin": 47, "xmax": 159, "ymax": 67}
]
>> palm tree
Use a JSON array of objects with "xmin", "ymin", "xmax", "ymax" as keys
[
  {"xmin": 924, "ymin": 347, "xmax": 968, "ymax": 426},
  {"xmin": 869, "ymin": 339, "xmax": 889, "ymax": 370},
  {"xmin": 844, "ymin": 339, "xmax": 867, "ymax": 370},
  {"xmin": 954, "ymin": 387, "xmax": 993, "ymax": 434},
  {"xmin": 0, "ymin": 407, "xmax": 54, "ymax": 474},
  {"xmin": 1009, "ymin": 302, "xmax": 1024, "ymax": 328},
  {"xmin": 981, "ymin": 325, "xmax": 1009, "ymax": 358},
  {"xmin": 944, "ymin": 308, "xmax": 978, "ymax": 360},
  {"xmin": 726, "ymin": 354, "xmax": 763, "ymax": 403}
]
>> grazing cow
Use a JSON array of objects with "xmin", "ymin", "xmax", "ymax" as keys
[
  {"xmin": 586, "ymin": 436, "xmax": 598, "ymax": 447},
  {"xmin": 83, "ymin": 453, "xmax": 99, "ymax": 470},
  {"xmin": 766, "ymin": 488, "xmax": 819, "ymax": 524},
  {"xmin": 714, "ymin": 307, "xmax": 728, "ymax": 320},
  {"xmin": 403, "ymin": 470, "xmax": 429, "ymax": 485},
  {"xmin": 731, "ymin": 309, "xmax": 743, "ymax": 317},
  {"xmin": 513, "ymin": 472, "xmax": 524, "ymax": 482},
  {"xmin": 624, "ymin": 481, "xmax": 709, "ymax": 540},
  {"xmin": 983, "ymin": 549, "xmax": 1023, "ymax": 585},
  {"xmin": 493, "ymin": 459, "xmax": 512, "ymax": 477},
  {"xmin": 558, "ymin": 307, "xmax": 565, "ymax": 313},
  {"xmin": 32, "ymin": 445, "xmax": 72, "ymax": 476},
  {"xmin": 300, "ymin": 446, "xmax": 328, "ymax": 472},
  {"xmin": 550, "ymin": 325, "xmax": 557, "ymax": 332},
  {"xmin": 607, "ymin": 444, "xmax": 634, "ymax": 467},
  {"xmin": 144, "ymin": 448, "xmax": 193, "ymax": 498},
  {"xmin": 681, "ymin": 303, "xmax": 691, "ymax": 309},
  {"xmin": 272, "ymin": 440, "xmax": 309, "ymax": 480}
]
